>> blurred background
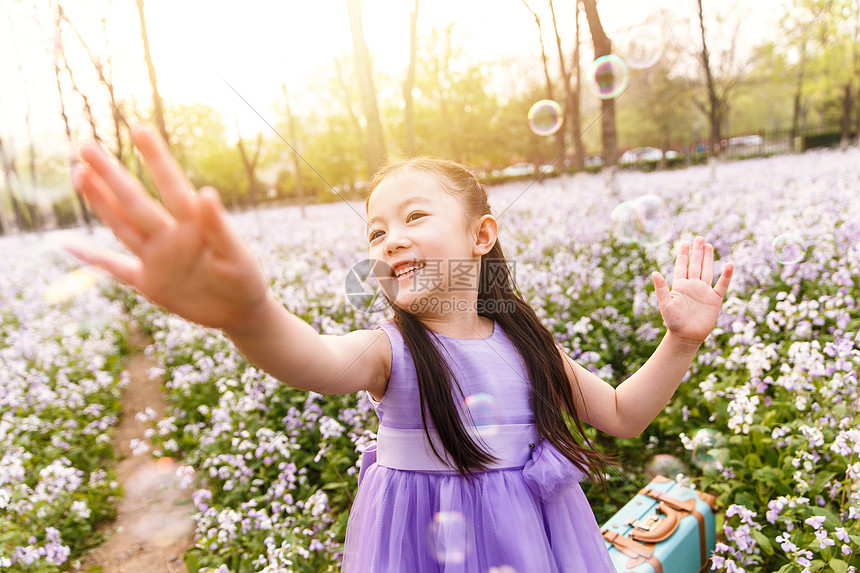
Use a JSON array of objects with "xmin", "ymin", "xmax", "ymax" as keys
[{"xmin": 0, "ymin": 0, "xmax": 855, "ymax": 229}]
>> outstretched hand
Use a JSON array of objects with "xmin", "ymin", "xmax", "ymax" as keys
[
  {"xmin": 652, "ymin": 236, "xmax": 734, "ymax": 347},
  {"xmin": 68, "ymin": 124, "xmax": 270, "ymax": 332}
]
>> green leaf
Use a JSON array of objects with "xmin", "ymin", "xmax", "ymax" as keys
[
  {"xmin": 829, "ymin": 559, "xmax": 849, "ymax": 573},
  {"xmin": 752, "ymin": 529, "xmax": 774, "ymax": 555},
  {"xmin": 321, "ymin": 481, "xmax": 348, "ymax": 490}
]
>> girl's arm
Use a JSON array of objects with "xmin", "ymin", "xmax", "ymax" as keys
[
  {"xmin": 560, "ymin": 237, "xmax": 733, "ymax": 439},
  {"xmin": 68, "ymin": 124, "xmax": 389, "ymax": 398}
]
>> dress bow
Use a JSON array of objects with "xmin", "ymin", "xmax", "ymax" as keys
[{"xmin": 522, "ymin": 439, "xmax": 586, "ymax": 500}]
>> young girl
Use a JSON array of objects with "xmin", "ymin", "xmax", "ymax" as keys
[{"xmin": 69, "ymin": 124, "xmax": 734, "ymax": 572}]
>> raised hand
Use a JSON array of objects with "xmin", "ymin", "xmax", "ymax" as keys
[
  {"xmin": 68, "ymin": 124, "xmax": 270, "ymax": 332},
  {"xmin": 651, "ymin": 236, "xmax": 734, "ymax": 347}
]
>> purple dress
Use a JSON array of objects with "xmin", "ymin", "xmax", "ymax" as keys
[{"xmin": 342, "ymin": 319, "xmax": 615, "ymax": 572}]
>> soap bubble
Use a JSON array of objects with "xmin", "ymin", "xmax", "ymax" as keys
[
  {"xmin": 632, "ymin": 194, "xmax": 672, "ymax": 246},
  {"xmin": 644, "ymin": 454, "xmax": 688, "ymax": 479},
  {"xmin": 586, "ymin": 55, "xmax": 629, "ymax": 99},
  {"xmin": 610, "ymin": 195, "xmax": 672, "ymax": 246},
  {"xmin": 690, "ymin": 429, "xmax": 729, "ymax": 471},
  {"xmin": 772, "ymin": 233, "xmax": 805, "ymax": 265},
  {"xmin": 527, "ymin": 99, "xmax": 564, "ymax": 136},
  {"xmin": 464, "ymin": 393, "xmax": 502, "ymax": 437},
  {"xmin": 618, "ymin": 26, "xmax": 664, "ymax": 69},
  {"xmin": 427, "ymin": 511, "xmax": 470, "ymax": 563},
  {"xmin": 610, "ymin": 202, "xmax": 638, "ymax": 244}
]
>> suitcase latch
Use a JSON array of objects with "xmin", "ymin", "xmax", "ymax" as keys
[{"xmin": 625, "ymin": 514, "xmax": 664, "ymax": 532}]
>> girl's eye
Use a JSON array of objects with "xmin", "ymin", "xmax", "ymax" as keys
[
  {"xmin": 369, "ymin": 230, "xmax": 384, "ymax": 242},
  {"xmin": 408, "ymin": 212, "xmax": 425, "ymax": 222}
]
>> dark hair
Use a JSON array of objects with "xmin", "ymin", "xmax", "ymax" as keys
[{"xmin": 366, "ymin": 157, "xmax": 613, "ymax": 488}]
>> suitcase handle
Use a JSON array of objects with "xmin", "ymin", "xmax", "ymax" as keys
[{"xmin": 629, "ymin": 501, "xmax": 680, "ymax": 543}]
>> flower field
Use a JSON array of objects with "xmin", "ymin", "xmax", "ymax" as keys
[{"xmin": 2, "ymin": 148, "xmax": 859, "ymax": 572}]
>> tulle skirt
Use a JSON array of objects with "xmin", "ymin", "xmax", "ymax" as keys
[{"xmin": 341, "ymin": 440, "xmax": 615, "ymax": 572}]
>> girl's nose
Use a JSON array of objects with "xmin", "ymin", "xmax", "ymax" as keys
[{"xmin": 384, "ymin": 229, "xmax": 411, "ymax": 255}]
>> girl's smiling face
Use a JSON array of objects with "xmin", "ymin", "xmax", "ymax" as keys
[{"xmin": 366, "ymin": 169, "xmax": 482, "ymax": 313}]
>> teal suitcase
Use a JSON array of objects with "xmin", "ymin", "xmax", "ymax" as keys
[{"xmin": 600, "ymin": 475, "xmax": 717, "ymax": 573}]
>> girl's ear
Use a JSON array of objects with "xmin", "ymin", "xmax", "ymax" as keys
[{"xmin": 472, "ymin": 214, "xmax": 498, "ymax": 256}]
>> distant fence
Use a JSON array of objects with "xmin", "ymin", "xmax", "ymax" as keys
[{"xmin": 721, "ymin": 121, "xmax": 856, "ymax": 159}]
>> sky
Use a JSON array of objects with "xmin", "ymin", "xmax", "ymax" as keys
[{"xmin": 0, "ymin": 0, "xmax": 789, "ymax": 154}]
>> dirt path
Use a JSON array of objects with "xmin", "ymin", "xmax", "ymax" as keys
[{"xmin": 74, "ymin": 324, "xmax": 196, "ymax": 573}]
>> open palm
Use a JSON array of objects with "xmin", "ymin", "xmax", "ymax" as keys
[
  {"xmin": 652, "ymin": 236, "xmax": 734, "ymax": 346},
  {"xmin": 68, "ymin": 125, "xmax": 270, "ymax": 332}
]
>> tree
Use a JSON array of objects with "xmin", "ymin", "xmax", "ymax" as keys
[
  {"xmin": 581, "ymin": 0, "xmax": 618, "ymax": 167},
  {"xmin": 135, "ymin": 0, "xmax": 169, "ymax": 147},
  {"xmin": 693, "ymin": 0, "xmax": 754, "ymax": 156},
  {"xmin": 164, "ymin": 103, "xmax": 244, "ymax": 206},
  {"xmin": 403, "ymin": 0, "xmax": 419, "ymax": 154},
  {"xmin": 520, "ymin": 0, "xmax": 567, "ymax": 163},
  {"xmin": 347, "ymin": 0, "xmax": 386, "ymax": 173}
]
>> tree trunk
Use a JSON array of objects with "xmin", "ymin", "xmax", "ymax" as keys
[
  {"xmin": 580, "ymin": 0, "xmax": 618, "ymax": 167},
  {"xmin": 840, "ymin": 82, "xmax": 852, "ymax": 150},
  {"xmin": 696, "ymin": 0, "xmax": 721, "ymax": 156},
  {"xmin": 135, "ymin": 0, "xmax": 169, "ymax": 147},
  {"xmin": 522, "ymin": 0, "xmax": 566, "ymax": 165},
  {"xmin": 403, "ymin": 0, "xmax": 419, "ymax": 154},
  {"xmin": 347, "ymin": 0, "xmax": 386, "ymax": 174},
  {"xmin": 790, "ymin": 45, "xmax": 806, "ymax": 149},
  {"xmin": 333, "ymin": 57, "xmax": 366, "ymax": 157},
  {"xmin": 63, "ymin": 5, "xmax": 132, "ymax": 163},
  {"xmin": 548, "ymin": 0, "xmax": 571, "ymax": 168},
  {"xmin": 236, "ymin": 127, "xmax": 263, "ymax": 209},
  {"xmin": 570, "ymin": 0, "xmax": 585, "ymax": 171},
  {"xmin": 282, "ymin": 93, "xmax": 307, "ymax": 219},
  {"xmin": 51, "ymin": 3, "xmax": 92, "ymax": 230},
  {"xmin": 0, "ymin": 135, "xmax": 32, "ymax": 232}
]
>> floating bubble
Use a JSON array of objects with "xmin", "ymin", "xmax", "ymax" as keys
[
  {"xmin": 426, "ymin": 511, "xmax": 470, "ymax": 563},
  {"xmin": 772, "ymin": 233, "xmax": 805, "ymax": 265},
  {"xmin": 43, "ymin": 266, "xmax": 103, "ymax": 305},
  {"xmin": 610, "ymin": 202, "xmax": 638, "ymax": 244},
  {"xmin": 618, "ymin": 25, "xmax": 664, "ymax": 69},
  {"xmin": 644, "ymin": 454, "xmax": 688, "ymax": 480},
  {"xmin": 464, "ymin": 393, "xmax": 502, "ymax": 437},
  {"xmin": 527, "ymin": 100, "xmax": 564, "ymax": 136},
  {"xmin": 610, "ymin": 195, "xmax": 672, "ymax": 246},
  {"xmin": 586, "ymin": 55, "xmax": 629, "ymax": 99},
  {"xmin": 632, "ymin": 194, "xmax": 672, "ymax": 246},
  {"xmin": 690, "ymin": 429, "xmax": 729, "ymax": 471}
]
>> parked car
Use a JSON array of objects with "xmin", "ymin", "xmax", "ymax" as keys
[
  {"xmin": 499, "ymin": 162, "xmax": 536, "ymax": 177},
  {"xmin": 728, "ymin": 135, "xmax": 764, "ymax": 147},
  {"xmin": 620, "ymin": 147, "xmax": 663, "ymax": 164}
]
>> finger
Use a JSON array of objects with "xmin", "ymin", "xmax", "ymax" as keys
[
  {"xmin": 131, "ymin": 124, "xmax": 195, "ymax": 220},
  {"xmin": 73, "ymin": 165, "xmax": 146, "ymax": 254},
  {"xmin": 63, "ymin": 241, "xmax": 141, "ymax": 288},
  {"xmin": 652, "ymin": 271, "xmax": 671, "ymax": 310},
  {"xmin": 688, "ymin": 236, "xmax": 705, "ymax": 280},
  {"xmin": 713, "ymin": 262, "xmax": 734, "ymax": 299},
  {"xmin": 77, "ymin": 142, "xmax": 170, "ymax": 236},
  {"xmin": 673, "ymin": 242, "xmax": 690, "ymax": 283},
  {"xmin": 701, "ymin": 242, "xmax": 714, "ymax": 285},
  {"xmin": 198, "ymin": 187, "xmax": 244, "ymax": 259}
]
